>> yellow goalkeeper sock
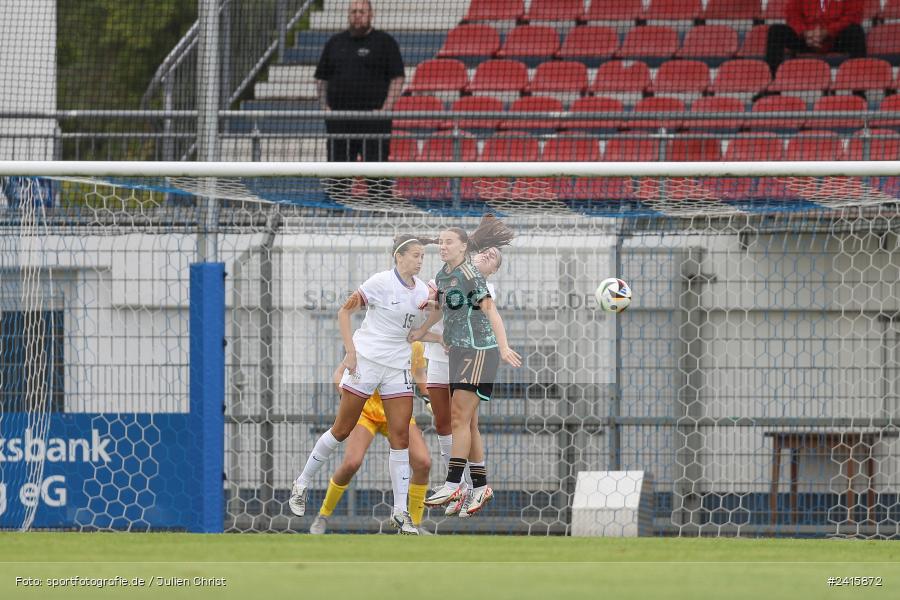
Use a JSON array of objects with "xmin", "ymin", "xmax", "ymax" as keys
[
  {"xmin": 319, "ymin": 478, "xmax": 349, "ymax": 517},
  {"xmin": 408, "ymin": 483, "xmax": 428, "ymax": 526}
]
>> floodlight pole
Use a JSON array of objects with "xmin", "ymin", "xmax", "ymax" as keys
[{"xmin": 198, "ymin": 0, "xmax": 220, "ymax": 262}]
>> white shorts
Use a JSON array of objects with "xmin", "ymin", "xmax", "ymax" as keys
[
  {"xmin": 426, "ymin": 358, "xmax": 450, "ymax": 388},
  {"xmin": 340, "ymin": 353, "xmax": 413, "ymax": 400}
]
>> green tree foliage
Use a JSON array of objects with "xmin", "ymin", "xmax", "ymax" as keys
[{"xmin": 58, "ymin": 0, "xmax": 197, "ymax": 109}]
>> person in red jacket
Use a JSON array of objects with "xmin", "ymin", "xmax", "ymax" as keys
[{"xmin": 766, "ymin": 0, "xmax": 866, "ymax": 76}]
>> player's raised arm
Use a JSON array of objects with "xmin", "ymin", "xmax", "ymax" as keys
[
  {"xmin": 480, "ymin": 297, "xmax": 521, "ymax": 368},
  {"xmin": 409, "ymin": 304, "xmax": 442, "ymax": 342}
]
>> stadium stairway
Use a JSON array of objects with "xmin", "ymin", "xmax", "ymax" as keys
[{"xmin": 224, "ymin": 1, "xmax": 457, "ymax": 161}]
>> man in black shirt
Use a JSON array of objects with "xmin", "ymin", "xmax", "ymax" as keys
[{"xmin": 315, "ymin": 0, "xmax": 405, "ymax": 171}]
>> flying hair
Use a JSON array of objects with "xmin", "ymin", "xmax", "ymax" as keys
[{"xmin": 467, "ymin": 214, "xmax": 514, "ymax": 254}]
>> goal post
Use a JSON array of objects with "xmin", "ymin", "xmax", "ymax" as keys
[{"xmin": 1, "ymin": 163, "xmax": 900, "ymax": 538}]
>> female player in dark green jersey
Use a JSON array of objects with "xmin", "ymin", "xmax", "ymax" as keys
[{"xmin": 409, "ymin": 214, "xmax": 521, "ymax": 515}]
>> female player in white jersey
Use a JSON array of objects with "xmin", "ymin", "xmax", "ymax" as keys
[
  {"xmin": 289, "ymin": 235, "xmax": 431, "ymax": 534},
  {"xmin": 410, "ymin": 215, "xmax": 521, "ymax": 516},
  {"xmin": 424, "ymin": 247, "xmax": 502, "ymax": 517}
]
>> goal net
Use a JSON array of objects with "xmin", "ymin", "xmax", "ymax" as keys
[{"xmin": 2, "ymin": 163, "xmax": 900, "ymax": 539}]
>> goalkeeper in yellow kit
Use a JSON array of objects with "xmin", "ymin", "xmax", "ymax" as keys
[{"xmin": 309, "ymin": 341, "xmax": 433, "ymax": 534}]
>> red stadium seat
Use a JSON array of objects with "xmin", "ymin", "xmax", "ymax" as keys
[
  {"xmin": 769, "ymin": 58, "xmax": 831, "ymax": 95},
  {"xmin": 393, "ymin": 95, "xmax": 448, "ymax": 129},
  {"xmin": 737, "ymin": 25, "xmax": 770, "ymax": 58},
  {"xmin": 676, "ymin": 25, "xmax": 739, "ymax": 61},
  {"xmin": 389, "ymin": 135, "xmax": 421, "ymax": 161},
  {"xmin": 467, "ymin": 59, "xmax": 529, "ymax": 101},
  {"xmin": 481, "ymin": 133, "xmax": 541, "ymax": 161},
  {"xmin": 880, "ymin": 0, "xmax": 900, "ymax": 20},
  {"xmin": 524, "ymin": 0, "xmax": 583, "ymax": 22},
  {"xmin": 616, "ymin": 26, "xmax": 679, "ymax": 61},
  {"xmin": 668, "ymin": 137, "xmax": 723, "ymax": 161},
  {"xmin": 604, "ymin": 138, "xmax": 661, "ymax": 161},
  {"xmin": 407, "ymin": 59, "xmax": 468, "ymax": 96},
  {"xmin": 785, "ymin": 130, "xmax": 846, "ymax": 161},
  {"xmin": 581, "ymin": 0, "xmax": 643, "ymax": 22},
  {"xmin": 833, "ymin": 58, "xmax": 893, "ymax": 93},
  {"xmin": 748, "ymin": 94, "xmax": 807, "ymax": 129},
  {"xmin": 566, "ymin": 96, "xmax": 625, "ymax": 130},
  {"xmin": 642, "ymin": 0, "xmax": 703, "ymax": 21},
  {"xmin": 449, "ymin": 95, "xmax": 504, "ymax": 130},
  {"xmin": 400, "ymin": 134, "xmax": 479, "ymax": 200},
  {"xmin": 725, "ymin": 133, "xmax": 785, "ymax": 161},
  {"xmin": 688, "ymin": 96, "xmax": 746, "ymax": 131},
  {"xmin": 496, "ymin": 26, "xmax": 560, "ymax": 60},
  {"xmin": 868, "ymin": 24, "xmax": 900, "ymax": 56},
  {"xmin": 590, "ymin": 60, "xmax": 651, "ymax": 104},
  {"xmin": 879, "ymin": 95, "xmax": 900, "ymax": 127},
  {"xmin": 438, "ymin": 25, "xmax": 501, "ymax": 60},
  {"xmin": 543, "ymin": 134, "xmax": 602, "ymax": 161},
  {"xmin": 538, "ymin": 134, "xmax": 603, "ymax": 199},
  {"xmin": 577, "ymin": 138, "xmax": 661, "ymax": 200},
  {"xmin": 649, "ymin": 60, "xmax": 711, "ymax": 98},
  {"xmin": 464, "ymin": 0, "xmax": 525, "ymax": 22},
  {"xmin": 702, "ymin": 0, "xmax": 760, "ymax": 21},
  {"xmin": 499, "ymin": 96, "xmax": 564, "ymax": 130},
  {"xmin": 711, "ymin": 59, "xmax": 772, "ymax": 98},
  {"xmin": 391, "ymin": 132, "xmax": 422, "ymax": 199},
  {"xmin": 421, "ymin": 134, "xmax": 479, "ymax": 161},
  {"xmin": 762, "ymin": 0, "xmax": 789, "ymax": 21},
  {"xmin": 626, "ymin": 96, "xmax": 686, "ymax": 130},
  {"xmin": 863, "ymin": 0, "xmax": 882, "ymax": 20},
  {"xmin": 477, "ymin": 133, "xmax": 542, "ymax": 200},
  {"xmin": 529, "ymin": 60, "xmax": 589, "ymax": 104},
  {"xmin": 809, "ymin": 95, "xmax": 867, "ymax": 130},
  {"xmin": 706, "ymin": 133, "xmax": 786, "ymax": 200},
  {"xmin": 847, "ymin": 130, "xmax": 900, "ymax": 160},
  {"xmin": 557, "ymin": 26, "xmax": 619, "ymax": 61}
]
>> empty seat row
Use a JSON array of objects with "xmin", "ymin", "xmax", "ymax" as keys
[
  {"xmin": 391, "ymin": 130, "xmax": 900, "ymax": 162},
  {"xmin": 395, "ymin": 92, "xmax": 900, "ymax": 131},
  {"xmin": 462, "ymin": 0, "xmax": 891, "ymax": 24},
  {"xmin": 408, "ymin": 58, "xmax": 900, "ymax": 102},
  {"xmin": 439, "ymin": 23, "xmax": 900, "ymax": 65},
  {"xmin": 439, "ymin": 24, "xmax": 743, "ymax": 63}
]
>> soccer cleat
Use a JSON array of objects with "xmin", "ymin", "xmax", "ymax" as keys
[
  {"xmin": 288, "ymin": 482, "xmax": 308, "ymax": 517},
  {"xmin": 390, "ymin": 510, "xmax": 419, "ymax": 535},
  {"xmin": 309, "ymin": 515, "xmax": 328, "ymax": 535},
  {"xmin": 460, "ymin": 486, "xmax": 493, "ymax": 518},
  {"xmin": 444, "ymin": 484, "xmax": 469, "ymax": 516},
  {"xmin": 424, "ymin": 483, "xmax": 464, "ymax": 507}
]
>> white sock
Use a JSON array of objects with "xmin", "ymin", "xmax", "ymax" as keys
[
  {"xmin": 463, "ymin": 462, "xmax": 479, "ymax": 489},
  {"xmin": 469, "ymin": 460, "xmax": 485, "ymax": 492},
  {"xmin": 389, "ymin": 447, "xmax": 411, "ymax": 513},
  {"xmin": 437, "ymin": 434, "xmax": 452, "ymax": 477},
  {"xmin": 296, "ymin": 429, "xmax": 342, "ymax": 487}
]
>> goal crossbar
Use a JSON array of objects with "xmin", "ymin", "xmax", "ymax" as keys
[{"xmin": 1, "ymin": 161, "xmax": 900, "ymax": 179}]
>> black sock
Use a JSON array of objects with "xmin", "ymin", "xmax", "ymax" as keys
[
  {"xmin": 470, "ymin": 464, "xmax": 487, "ymax": 489},
  {"xmin": 447, "ymin": 457, "xmax": 467, "ymax": 484}
]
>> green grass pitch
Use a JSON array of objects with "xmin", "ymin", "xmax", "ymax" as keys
[{"xmin": 1, "ymin": 533, "xmax": 898, "ymax": 599}]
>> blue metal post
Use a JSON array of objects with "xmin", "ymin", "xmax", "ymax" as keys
[{"xmin": 190, "ymin": 262, "xmax": 225, "ymax": 533}]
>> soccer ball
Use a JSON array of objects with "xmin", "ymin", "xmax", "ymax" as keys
[{"xmin": 595, "ymin": 278, "xmax": 632, "ymax": 313}]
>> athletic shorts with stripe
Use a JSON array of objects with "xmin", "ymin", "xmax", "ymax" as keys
[{"xmin": 449, "ymin": 346, "xmax": 499, "ymax": 402}]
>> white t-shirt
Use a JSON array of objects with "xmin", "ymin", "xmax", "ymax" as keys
[
  {"xmin": 353, "ymin": 268, "xmax": 430, "ymax": 369},
  {"xmin": 424, "ymin": 279, "xmax": 496, "ymax": 364}
]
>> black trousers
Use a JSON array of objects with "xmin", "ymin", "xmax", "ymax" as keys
[
  {"xmin": 324, "ymin": 119, "xmax": 393, "ymax": 201},
  {"xmin": 765, "ymin": 23, "xmax": 867, "ymax": 76}
]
